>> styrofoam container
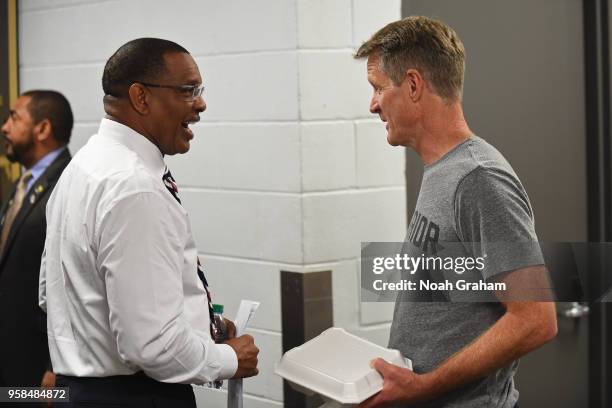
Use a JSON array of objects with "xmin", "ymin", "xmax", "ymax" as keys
[{"xmin": 275, "ymin": 327, "xmax": 412, "ymax": 406}]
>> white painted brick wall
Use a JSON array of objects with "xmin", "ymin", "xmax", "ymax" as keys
[
  {"xmin": 352, "ymin": 0, "xmax": 402, "ymax": 46},
  {"xmin": 302, "ymin": 188, "xmax": 406, "ymax": 263},
  {"xmin": 181, "ymin": 190, "xmax": 303, "ymax": 264},
  {"xmin": 20, "ymin": 0, "xmax": 110, "ymax": 12},
  {"xmin": 201, "ymin": 256, "xmax": 283, "ymax": 332},
  {"xmin": 196, "ymin": 53, "xmax": 299, "ymax": 122},
  {"xmin": 356, "ymin": 120, "xmax": 406, "ymax": 187},
  {"xmin": 20, "ymin": 64, "xmax": 104, "ymax": 122},
  {"xmin": 360, "ymin": 302, "xmax": 396, "ymax": 326},
  {"xmin": 301, "ymin": 122, "xmax": 356, "ymax": 191},
  {"xmin": 68, "ymin": 124, "xmax": 98, "ymax": 154},
  {"xmin": 166, "ymin": 123, "xmax": 301, "ymax": 192},
  {"xmin": 298, "ymin": 50, "xmax": 372, "ymax": 120},
  {"xmin": 19, "ymin": 1, "xmax": 402, "ymax": 406},
  {"xmin": 303, "ymin": 191, "xmax": 361, "ymax": 262},
  {"xmin": 297, "ymin": 0, "xmax": 352, "ymax": 48},
  {"xmin": 349, "ymin": 324, "xmax": 392, "ymax": 347},
  {"xmin": 20, "ymin": 0, "xmax": 297, "ymax": 66}
]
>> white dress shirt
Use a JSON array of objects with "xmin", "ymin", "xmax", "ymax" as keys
[{"xmin": 39, "ymin": 118, "xmax": 237, "ymax": 383}]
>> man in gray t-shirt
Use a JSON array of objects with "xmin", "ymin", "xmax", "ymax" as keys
[
  {"xmin": 390, "ymin": 135, "xmax": 545, "ymax": 407},
  {"xmin": 355, "ymin": 16, "xmax": 557, "ymax": 408}
]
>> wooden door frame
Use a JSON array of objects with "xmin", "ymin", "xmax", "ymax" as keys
[{"xmin": 1, "ymin": 0, "xmax": 21, "ymax": 200}]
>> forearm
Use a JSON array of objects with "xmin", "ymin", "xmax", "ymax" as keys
[
  {"xmin": 422, "ymin": 301, "xmax": 557, "ymax": 399},
  {"xmin": 118, "ymin": 323, "xmax": 237, "ymax": 384}
]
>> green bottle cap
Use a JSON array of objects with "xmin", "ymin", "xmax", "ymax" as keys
[{"xmin": 212, "ymin": 304, "xmax": 224, "ymax": 314}]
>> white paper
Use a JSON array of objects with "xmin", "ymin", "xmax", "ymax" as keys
[{"xmin": 228, "ymin": 300, "xmax": 260, "ymax": 408}]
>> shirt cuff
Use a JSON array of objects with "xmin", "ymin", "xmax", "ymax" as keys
[{"xmin": 216, "ymin": 343, "xmax": 238, "ymax": 379}]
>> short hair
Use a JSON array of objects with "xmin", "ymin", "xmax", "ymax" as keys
[
  {"xmin": 355, "ymin": 16, "xmax": 466, "ymax": 101},
  {"xmin": 102, "ymin": 38, "xmax": 189, "ymax": 97},
  {"xmin": 22, "ymin": 90, "xmax": 73, "ymax": 144}
]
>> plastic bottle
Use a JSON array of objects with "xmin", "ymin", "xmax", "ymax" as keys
[{"xmin": 210, "ymin": 304, "xmax": 227, "ymax": 389}]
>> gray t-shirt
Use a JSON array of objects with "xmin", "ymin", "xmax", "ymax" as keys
[{"xmin": 389, "ymin": 136, "xmax": 544, "ymax": 407}]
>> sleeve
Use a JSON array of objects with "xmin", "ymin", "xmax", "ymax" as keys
[
  {"xmin": 39, "ymin": 224, "xmax": 53, "ymax": 372},
  {"xmin": 454, "ymin": 166, "xmax": 544, "ymax": 280},
  {"xmin": 39, "ymin": 247, "xmax": 47, "ymax": 313},
  {"xmin": 97, "ymin": 191, "xmax": 237, "ymax": 384}
]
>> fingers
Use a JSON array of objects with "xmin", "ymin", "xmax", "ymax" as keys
[
  {"xmin": 224, "ymin": 318, "xmax": 237, "ymax": 339},
  {"xmin": 242, "ymin": 366, "xmax": 259, "ymax": 378},
  {"xmin": 370, "ymin": 358, "xmax": 393, "ymax": 377},
  {"xmin": 226, "ymin": 334, "xmax": 260, "ymax": 378}
]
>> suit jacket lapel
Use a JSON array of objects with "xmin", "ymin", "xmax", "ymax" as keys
[{"xmin": 0, "ymin": 149, "xmax": 71, "ymax": 262}]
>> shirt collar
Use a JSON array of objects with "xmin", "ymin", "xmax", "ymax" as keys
[
  {"xmin": 98, "ymin": 118, "xmax": 166, "ymax": 177},
  {"xmin": 28, "ymin": 146, "xmax": 65, "ymax": 184}
]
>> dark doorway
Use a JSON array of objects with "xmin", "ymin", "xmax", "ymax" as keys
[{"xmin": 401, "ymin": 0, "xmax": 608, "ymax": 406}]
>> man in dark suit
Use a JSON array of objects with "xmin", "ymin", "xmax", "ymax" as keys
[{"xmin": 0, "ymin": 90, "xmax": 72, "ymax": 389}]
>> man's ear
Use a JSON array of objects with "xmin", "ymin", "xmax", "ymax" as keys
[
  {"xmin": 34, "ymin": 119, "xmax": 52, "ymax": 142},
  {"xmin": 127, "ymin": 83, "xmax": 150, "ymax": 115},
  {"xmin": 404, "ymin": 68, "xmax": 424, "ymax": 102}
]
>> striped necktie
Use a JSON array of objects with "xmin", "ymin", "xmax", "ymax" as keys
[
  {"xmin": 162, "ymin": 167, "xmax": 217, "ymax": 336},
  {"xmin": 0, "ymin": 170, "xmax": 33, "ymax": 255}
]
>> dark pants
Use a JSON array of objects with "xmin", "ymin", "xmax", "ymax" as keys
[{"xmin": 55, "ymin": 372, "xmax": 196, "ymax": 408}]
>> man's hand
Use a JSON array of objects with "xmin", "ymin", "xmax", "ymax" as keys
[
  {"xmin": 41, "ymin": 370, "xmax": 56, "ymax": 387},
  {"xmin": 225, "ymin": 334, "xmax": 259, "ymax": 378},
  {"xmin": 224, "ymin": 318, "xmax": 236, "ymax": 339},
  {"xmin": 359, "ymin": 358, "xmax": 430, "ymax": 408},
  {"xmin": 41, "ymin": 371, "xmax": 56, "ymax": 407}
]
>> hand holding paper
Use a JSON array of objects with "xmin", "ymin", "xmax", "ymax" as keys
[
  {"xmin": 226, "ymin": 334, "xmax": 259, "ymax": 378},
  {"xmin": 228, "ymin": 300, "xmax": 260, "ymax": 408}
]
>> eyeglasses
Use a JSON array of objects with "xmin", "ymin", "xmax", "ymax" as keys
[{"xmin": 137, "ymin": 82, "xmax": 205, "ymax": 101}]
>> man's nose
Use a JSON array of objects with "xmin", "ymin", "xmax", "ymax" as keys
[
  {"xmin": 193, "ymin": 96, "xmax": 206, "ymax": 113},
  {"xmin": 369, "ymin": 96, "xmax": 380, "ymax": 114},
  {"xmin": 0, "ymin": 119, "xmax": 9, "ymax": 135}
]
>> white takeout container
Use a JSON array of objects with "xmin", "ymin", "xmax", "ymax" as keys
[{"xmin": 275, "ymin": 327, "xmax": 412, "ymax": 407}]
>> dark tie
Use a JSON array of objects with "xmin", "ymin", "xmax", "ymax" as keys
[{"xmin": 163, "ymin": 167, "xmax": 217, "ymax": 336}]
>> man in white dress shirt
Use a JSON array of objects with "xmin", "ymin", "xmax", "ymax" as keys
[{"xmin": 39, "ymin": 38, "xmax": 259, "ymax": 407}]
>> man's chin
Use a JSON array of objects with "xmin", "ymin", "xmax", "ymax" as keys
[
  {"xmin": 179, "ymin": 140, "xmax": 191, "ymax": 154},
  {"xmin": 386, "ymin": 133, "xmax": 400, "ymax": 147},
  {"xmin": 169, "ymin": 142, "xmax": 190, "ymax": 156}
]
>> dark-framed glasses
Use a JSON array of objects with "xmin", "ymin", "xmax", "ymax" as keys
[{"xmin": 137, "ymin": 82, "xmax": 205, "ymax": 101}]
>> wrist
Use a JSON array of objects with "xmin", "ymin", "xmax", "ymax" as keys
[{"xmin": 418, "ymin": 370, "xmax": 442, "ymax": 400}]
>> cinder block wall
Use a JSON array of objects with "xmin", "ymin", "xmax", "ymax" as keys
[{"xmin": 19, "ymin": 1, "xmax": 403, "ymax": 406}]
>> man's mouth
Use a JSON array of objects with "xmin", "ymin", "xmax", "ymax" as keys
[
  {"xmin": 180, "ymin": 117, "xmax": 200, "ymax": 137},
  {"xmin": 181, "ymin": 119, "xmax": 198, "ymax": 129}
]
